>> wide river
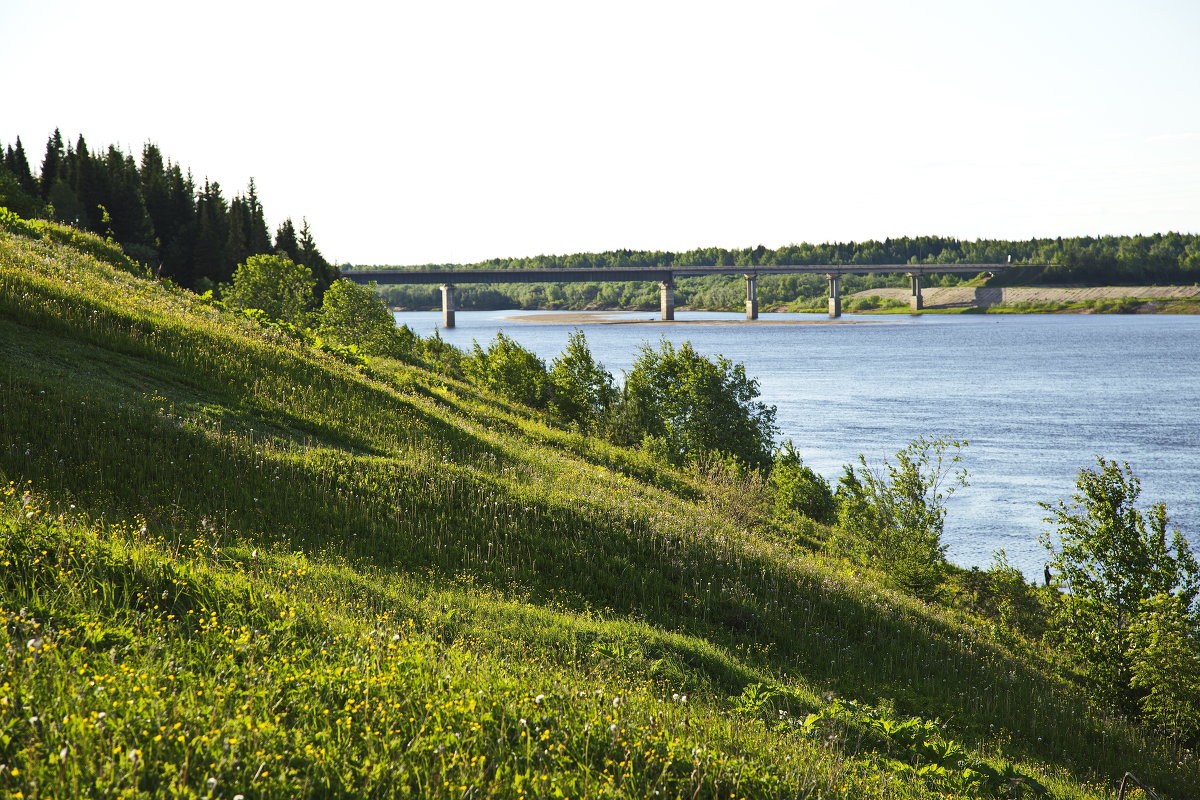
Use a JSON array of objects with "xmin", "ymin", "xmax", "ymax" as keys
[{"xmin": 394, "ymin": 309, "xmax": 1200, "ymax": 579}]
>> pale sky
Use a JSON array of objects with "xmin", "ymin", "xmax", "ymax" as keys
[{"xmin": 3, "ymin": 0, "xmax": 1198, "ymax": 265}]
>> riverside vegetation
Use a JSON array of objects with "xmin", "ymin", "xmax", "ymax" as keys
[{"xmin": 2, "ymin": 206, "xmax": 1200, "ymax": 800}]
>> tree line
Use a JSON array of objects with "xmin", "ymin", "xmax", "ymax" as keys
[
  {"xmin": 0, "ymin": 131, "xmax": 337, "ymax": 295},
  {"xmin": 366, "ymin": 234, "xmax": 1200, "ymax": 311}
]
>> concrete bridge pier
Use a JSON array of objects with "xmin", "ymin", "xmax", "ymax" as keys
[
  {"xmin": 827, "ymin": 273, "xmax": 841, "ymax": 318},
  {"xmin": 440, "ymin": 283, "xmax": 456, "ymax": 328},
  {"xmin": 908, "ymin": 273, "xmax": 923, "ymax": 311},
  {"xmin": 744, "ymin": 273, "xmax": 759, "ymax": 320},
  {"xmin": 659, "ymin": 280, "xmax": 675, "ymax": 321}
]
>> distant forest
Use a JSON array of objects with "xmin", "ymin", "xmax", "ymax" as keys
[
  {"xmin": 365, "ymin": 234, "xmax": 1200, "ymax": 311},
  {"xmin": 0, "ymin": 131, "xmax": 337, "ymax": 294}
]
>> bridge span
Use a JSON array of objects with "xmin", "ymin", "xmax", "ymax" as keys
[{"xmin": 345, "ymin": 264, "xmax": 1013, "ymax": 327}]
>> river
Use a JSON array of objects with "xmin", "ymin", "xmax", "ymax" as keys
[{"xmin": 393, "ymin": 309, "xmax": 1200, "ymax": 579}]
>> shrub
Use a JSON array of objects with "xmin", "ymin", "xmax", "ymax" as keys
[
  {"xmin": 464, "ymin": 331, "xmax": 551, "ymax": 409},
  {"xmin": 614, "ymin": 339, "xmax": 777, "ymax": 470},
  {"xmin": 835, "ymin": 436, "xmax": 968, "ymax": 599},
  {"xmin": 1041, "ymin": 458, "xmax": 1200, "ymax": 710},
  {"xmin": 317, "ymin": 279, "xmax": 417, "ymax": 359},
  {"xmin": 548, "ymin": 329, "xmax": 616, "ymax": 432},
  {"xmin": 770, "ymin": 440, "xmax": 835, "ymax": 524},
  {"xmin": 224, "ymin": 254, "xmax": 315, "ymax": 326}
]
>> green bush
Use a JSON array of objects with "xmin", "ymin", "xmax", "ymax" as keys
[
  {"xmin": 224, "ymin": 254, "xmax": 316, "ymax": 325},
  {"xmin": 770, "ymin": 440, "xmax": 835, "ymax": 524},
  {"xmin": 835, "ymin": 437, "xmax": 968, "ymax": 599},
  {"xmin": 1042, "ymin": 458, "xmax": 1200, "ymax": 711},
  {"xmin": 317, "ymin": 279, "xmax": 417, "ymax": 359},
  {"xmin": 464, "ymin": 331, "xmax": 552, "ymax": 409},
  {"xmin": 614, "ymin": 338, "xmax": 777, "ymax": 469},
  {"xmin": 548, "ymin": 329, "xmax": 617, "ymax": 432}
]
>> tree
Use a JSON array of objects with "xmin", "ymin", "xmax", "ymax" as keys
[
  {"xmin": 1128, "ymin": 594, "xmax": 1200, "ymax": 741},
  {"xmin": 317, "ymin": 279, "xmax": 414, "ymax": 358},
  {"xmin": 548, "ymin": 330, "xmax": 616, "ymax": 432},
  {"xmin": 770, "ymin": 441, "xmax": 835, "ymax": 524},
  {"xmin": 835, "ymin": 436, "xmax": 969, "ymax": 598},
  {"xmin": 224, "ymin": 254, "xmax": 316, "ymax": 326},
  {"xmin": 299, "ymin": 217, "xmax": 338, "ymax": 301},
  {"xmin": 464, "ymin": 331, "xmax": 551, "ymax": 409},
  {"xmin": 39, "ymin": 129, "xmax": 64, "ymax": 200},
  {"xmin": 274, "ymin": 218, "xmax": 300, "ymax": 264},
  {"xmin": 615, "ymin": 339, "xmax": 776, "ymax": 469},
  {"xmin": 1041, "ymin": 458, "xmax": 1200, "ymax": 710}
]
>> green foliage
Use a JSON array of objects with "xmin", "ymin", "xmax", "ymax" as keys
[
  {"xmin": 1129, "ymin": 594, "xmax": 1200, "ymax": 741},
  {"xmin": 616, "ymin": 338, "xmax": 777, "ymax": 469},
  {"xmin": 5, "ymin": 224, "xmax": 1200, "ymax": 798},
  {"xmin": 367, "ymin": 231, "xmax": 1200, "ymax": 312},
  {"xmin": 950, "ymin": 551, "xmax": 1050, "ymax": 643},
  {"xmin": 836, "ymin": 437, "xmax": 969, "ymax": 599},
  {"xmin": 464, "ymin": 330, "xmax": 552, "ymax": 409},
  {"xmin": 317, "ymin": 278, "xmax": 417, "ymax": 358},
  {"xmin": 1041, "ymin": 458, "xmax": 1200, "ymax": 710},
  {"xmin": 225, "ymin": 253, "xmax": 317, "ymax": 325},
  {"xmin": 1, "ymin": 132, "xmax": 322, "ymax": 290},
  {"xmin": 798, "ymin": 699, "xmax": 1049, "ymax": 799},
  {"xmin": 0, "ymin": 205, "xmax": 37, "ymax": 237},
  {"xmin": 547, "ymin": 329, "xmax": 617, "ymax": 432},
  {"xmin": 770, "ymin": 440, "xmax": 836, "ymax": 524}
]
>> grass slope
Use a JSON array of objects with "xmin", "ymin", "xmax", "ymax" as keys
[{"xmin": 1, "ymin": 217, "xmax": 1195, "ymax": 798}]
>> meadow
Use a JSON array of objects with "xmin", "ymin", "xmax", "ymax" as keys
[{"xmin": 1, "ymin": 212, "xmax": 1196, "ymax": 798}]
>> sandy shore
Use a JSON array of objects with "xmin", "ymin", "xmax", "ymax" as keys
[{"xmin": 501, "ymin": 311, "xmax": 872, "ymax": 325}]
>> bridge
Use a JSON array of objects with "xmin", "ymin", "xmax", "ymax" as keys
[{"xmin": 345, "ymin": 263, "xmax": 1014, "ymax": 327}]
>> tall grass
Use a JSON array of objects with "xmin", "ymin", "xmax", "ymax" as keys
[{"xmin": 2, "ymin": 218, "xmax": 1196, "ymax": 798}]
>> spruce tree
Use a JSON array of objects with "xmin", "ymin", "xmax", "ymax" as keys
[
  {"xmin": 274, "ymin": 218, "xmax": 300, "ymax": 263},
  {"xmin": 39, "ymin": 129, "xmax": 64, "ymax": 200},
  {"xmin": 8, "ymin": 138, "xmax": 37, "ymax": 197},
  {"xmin": 224, "ymin": 196, "xmax": 252, "ymax": 275},
  {"xmin": 298, "ymin": 217, "xmax": 338, "ymax": 301},
  {"xmin": 246, "ymin": 178, "xmax": 272, "ymax": 255}
]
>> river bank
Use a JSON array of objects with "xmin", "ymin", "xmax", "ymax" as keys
[{"xmin": 849, "ymin": 285, "xmax": 1200, "ymax": 313}]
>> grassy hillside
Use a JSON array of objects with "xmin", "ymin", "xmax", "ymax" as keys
[{"xmin": 1, "ymin": 213, "xmax": 1195, "ymax": 799}]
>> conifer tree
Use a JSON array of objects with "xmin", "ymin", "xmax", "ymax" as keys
[
  {"xmin": 39, "ymin": 129, "xmax": 64, "ymax": 200},
  {"xmin": 7, "ymin": 138, "xmax": 37, "ymax": 197},
  {"xmin": 224, "ymin": 196, "xmax": 252, "ymax": 274},
  {"xmin": 246, "ymin": 178, "xmax": 272, "ymax": 255},
  {"xmin": 192, "ymin": 180, "xmax": 231, "ymax": 286},
  {"xmin": 299, "ymin": 217, "xmax": 338, "ymax": 301},
  {"xmin": 274, "ymin": 218, "xmax": 300, "ymax": 264}
]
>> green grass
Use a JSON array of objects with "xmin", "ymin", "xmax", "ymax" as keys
[{"xmin": 2, "ymin": 215, "xmax": 1197, "ymax": 798}]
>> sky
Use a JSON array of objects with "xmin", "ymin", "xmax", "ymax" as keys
[{"xmin": 3, "ymin": 0, "xmax": 1199, "ymax": 265}]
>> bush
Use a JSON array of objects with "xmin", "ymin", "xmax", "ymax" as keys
[
  {"xmin": 835, "ymin": 436, "xmax": 968, "ymax": 599},
  {"xmin": 613, "ymin": 339, "xmax": 777, "ymax": 469},
  {"xmin": 1129, "ymin": 594, "xmax": 1200, "ymax": 741},
  {"xmin": 464, "ymin": 331, "xmax": 551, "ymax": 409},
  {"xmin": 1041, "ymin": 458, "xmax": 1200, "ymax": 710},
  {"xmin": 770, "ymin": 441, "xmax": 835, "ymax": 524},
  {"xmin": 224, "ymin": 254, "xmax": 315, "ymax": 326},
  {"xmin": 318, "ymin": 279, "xmax": 417, "ymax": 359},
  {"xmin": 548, "ymin": 330, "xmax": 616, "ymax": 433}
]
